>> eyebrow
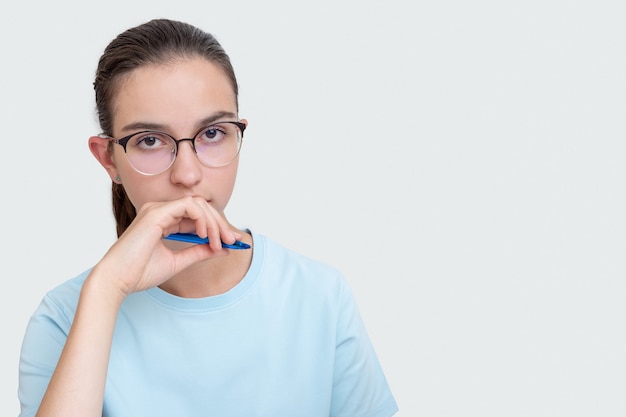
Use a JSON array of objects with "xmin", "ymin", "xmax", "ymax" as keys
[{"xmin": 119, "ymin": 111, "xmax": 238, "ymax": 134}]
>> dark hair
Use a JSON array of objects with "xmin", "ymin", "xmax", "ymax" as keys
[{"xmin": 93, "ymin": 18, "xmax": 239, "ymax": 237}]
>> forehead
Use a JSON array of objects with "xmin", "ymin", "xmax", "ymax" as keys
[{"xmin": 112, "ymin": 58, "xmax": 237, "ymax": 134}]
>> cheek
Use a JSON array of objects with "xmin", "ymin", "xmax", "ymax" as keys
[
  {"xmin": 113, "ymin": 149, "xmax": 144, "ymax": 185},
  {"xmin": 112, "ymin": 148, "xmax": 132, "ymax": 175},
  {"xmin": 119, "ymin": 178, "xmax": 151, "ymax": 211},
  {"xmin": 208, "ymin": 162, "xmax": 239, "ymax": 211},
  {"xmin": 225, "ymin": 158, "xmax": 239, "ymax": 189}
]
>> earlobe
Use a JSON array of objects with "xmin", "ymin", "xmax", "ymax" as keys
[{"xmin": 88, "ymin": 135, "xmax": 119, "ymax": 182}]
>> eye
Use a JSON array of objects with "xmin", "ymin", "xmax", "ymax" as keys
[
  {"xmin": 197, "ymin": 125, "xmax": 228, "ymax": 144},
  {"xmin": 130, "ymin": 132, "xmax": 171, "ymax": 150}
]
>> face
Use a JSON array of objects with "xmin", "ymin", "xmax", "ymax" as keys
[{"xmin": 91, "ymin": 57, "xmax": 245, "ymax": 216}]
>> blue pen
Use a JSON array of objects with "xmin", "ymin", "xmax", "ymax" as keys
[{"xmin": 164, "ymin": 233, "xmax": 251, "ymax": 250}]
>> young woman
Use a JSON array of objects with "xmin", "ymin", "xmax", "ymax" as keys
[{"xmin": 18, "ymin": 18, "xmax": 398, "ymax": 417}]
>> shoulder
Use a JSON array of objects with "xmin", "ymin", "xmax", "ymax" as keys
[
  {"xmin": 254, "ymin": 232, "xmax": 345, "ymax": 281},
  {"xmin": 21, "ymin": 269, "xmax": 91, "ymax": 363},
  {"xmin": 252, "ymin": 232, "xmax": 352, "ymax": 303},
  {"xmin": 46, "ymin": 268, "xmax": 90, "ymax": 300},
  {"xmin": 36, "ymin": 268, "xmax": 91, "ymax": 320}
]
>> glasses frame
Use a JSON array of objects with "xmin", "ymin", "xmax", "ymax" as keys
[{"xmin": 101, "ymin": 121, "xmax": 246, "ymax": 175}]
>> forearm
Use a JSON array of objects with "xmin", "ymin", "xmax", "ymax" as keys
[{"xmin": 36, "ymin": 266, "xmax": 126, "ymax": 417}]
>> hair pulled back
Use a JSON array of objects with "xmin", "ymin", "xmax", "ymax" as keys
[{"xmin": 93, "ymin": 19, "xmax": 239, "ymax": 237}]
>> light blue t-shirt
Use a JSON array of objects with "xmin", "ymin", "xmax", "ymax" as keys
[{"xmin": 19, "ymin": 232, "xmax": 398, "ymax": 416}]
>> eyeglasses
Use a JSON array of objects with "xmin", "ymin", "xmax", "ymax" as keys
[{"xmin": 102, "ymin": 121, "xmax": 246, "ymax": 175}]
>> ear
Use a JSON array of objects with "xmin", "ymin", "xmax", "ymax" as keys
[{"xmin": 88, "ymin": 135, "xmax": 119, "ymax": 182}]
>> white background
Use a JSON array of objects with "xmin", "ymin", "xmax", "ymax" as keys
[{"xmin": 1, "ymin": 1, "xmax": 625, "ymax": 416}]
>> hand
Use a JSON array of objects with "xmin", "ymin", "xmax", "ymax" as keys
[{"xmin": 92, "ymin": 196, "xmax": 239, "ymax": 298}]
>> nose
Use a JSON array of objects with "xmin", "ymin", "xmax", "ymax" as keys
[{"xmin": 169, "ymin": 139, "xmax": 202, "ymax": 186}]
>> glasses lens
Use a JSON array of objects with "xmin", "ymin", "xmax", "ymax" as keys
[
  {"xmin": 125, "ymin": 132, "xmax": 176, "ymax": 175},
  {"xmin": 194, "ymin": 123, "xmax": 242, "ymax": 167}
]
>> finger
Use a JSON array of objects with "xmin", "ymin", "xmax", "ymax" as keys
[
  {"xmin": 190, "ymin": 198, "xmax": 237, "ymax": 250},
  {"xmin": 172, "ymin": 239, "xmax": 229, "ymax": 270}
]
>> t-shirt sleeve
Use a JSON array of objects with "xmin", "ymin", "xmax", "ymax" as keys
[
  {"xmin": 18, "ymin": 295, "xmax": 72, "ymax": 417},
  {"xmin": 330, "ymin": 280, "xmax": 399, "ymax": 417}
]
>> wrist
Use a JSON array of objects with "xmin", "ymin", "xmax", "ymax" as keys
[{"xmin": 82, "ymin": 263, "xmax": 130, "ymax": 308}]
